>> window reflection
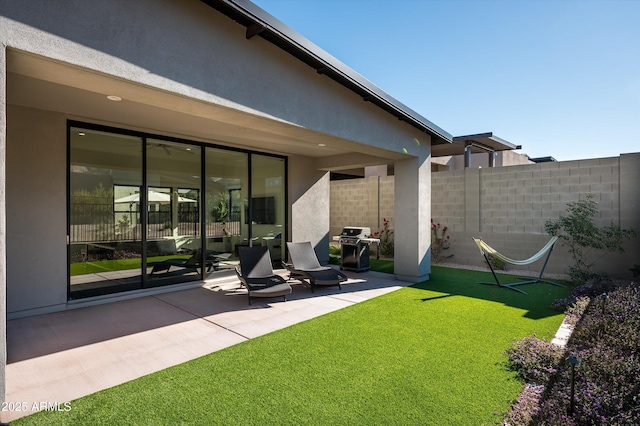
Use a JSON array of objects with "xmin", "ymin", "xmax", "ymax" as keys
[
  {"xmin": 69, "ymin": 128, "xmax": 143, "ymax": 298},
  {"xmin": 69, "ymin": 125, "xmax": 287, "ymax": 298},
  {"xmin": 146, "ymin": 140, "xmax": 202, "ymax": 286},
  {"xmin": 251, "ymin": 155, "xmax": 286, "ymax": 262}
]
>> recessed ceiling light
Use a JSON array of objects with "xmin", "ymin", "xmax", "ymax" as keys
[
  {"xmin": 78, "ymin": 132, "xmax": 85, "ymax": 136},
  {"xmin": 107, "ymin": 95, "xmax": 122, "ymax": 101},
  {"xmin": 318, "ymin": 143, "xmax": 326, "ymax": 147}
]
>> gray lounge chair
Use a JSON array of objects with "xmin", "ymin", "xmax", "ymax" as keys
[
  {"xmin": 283, "ymin": 242, "xmax": 347, "ymax": 292},
  {"xmin": 236, "ymin": 246, "xmax": 292, "ymax": 305}
]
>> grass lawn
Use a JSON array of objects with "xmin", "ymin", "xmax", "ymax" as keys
[
  {"xmin": 70, "ymin": 255, "xmax": 190, "ymax": 276},
  {"xmin": 16, "ymin": 265, "xmax": 571, "ymax": 425}
]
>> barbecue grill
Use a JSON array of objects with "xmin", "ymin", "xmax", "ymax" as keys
[{"xmin": 333, "ymin": 226, "xmax": 380, "ymax": 272}]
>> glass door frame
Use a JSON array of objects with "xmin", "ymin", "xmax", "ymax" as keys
[{"xmin": 67, "ymin": 120, "xmax": 288, "ymax": 300}]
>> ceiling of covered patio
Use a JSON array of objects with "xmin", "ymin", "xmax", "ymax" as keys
[{"xmin": 6, "ymin": 50, "xmax": 419, "ymax": 171}]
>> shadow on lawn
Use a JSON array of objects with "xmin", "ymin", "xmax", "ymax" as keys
[{"xmin": 414, "ymin": 265, "xmax": 572, "ymax": 320}]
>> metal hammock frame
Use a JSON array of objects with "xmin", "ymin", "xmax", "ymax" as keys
[{"xmin": 472, "ymin": 236, "xmax": 565, "ymax": 294}]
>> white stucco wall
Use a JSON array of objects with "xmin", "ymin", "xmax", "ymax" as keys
[
  {"xmin": 0, "ymin": 0, "xmax": 424, "ymax": 154},
  {"xmin": 394, "ymin": 145, "xmax": 432, "ymax": 282},
  {"xmin": 289, "ymin": 156, "xmax": 331, "ymax": 263},
  {"xmin": 7, "ymin": 106, "xmax": 68, "ymax": 315},
  {"xmin": 0, "ymin": 0, "xmax": 437, "ymax": 316},
  {"xmin": 0, "ymin": 44, "xmax": 7, "ymax": 404}
]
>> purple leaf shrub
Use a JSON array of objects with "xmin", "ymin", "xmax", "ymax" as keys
[{"xmin": 505, "ymin": 282, "xmax": 639, "ymax": 425}]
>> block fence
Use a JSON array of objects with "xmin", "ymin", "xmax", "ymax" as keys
[{"xmin": 330, "ymin": 153, "xmax": 640, "ymax": 278}]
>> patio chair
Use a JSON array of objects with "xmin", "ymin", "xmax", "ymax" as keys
[
  {"xmin": 472, "ymin": 236, "xmax": 565, "ymax": 294},
  {"xmin": 283, "ymin": 242, "xmax": 347, "ymax": 292},
  {"xmin": 148, "ymin": 249, "xmax": 220, "ymax": 278},
  {"xmin": 236, "ymin": 246, "xmax": 292, "ymax": 305}
]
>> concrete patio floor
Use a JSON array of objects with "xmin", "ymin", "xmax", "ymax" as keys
[{"xmin": 4, "ymin": 269, "xmax": 406, "ymax": 422}]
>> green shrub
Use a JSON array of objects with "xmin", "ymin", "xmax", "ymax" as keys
[{"xmin": 544, "ymin": 194, "xmax": 636, "ymax": 283}]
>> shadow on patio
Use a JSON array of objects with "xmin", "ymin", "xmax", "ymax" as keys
[{"xmin": 4, "ymin": 268, "xmax": 405, "ymax": 423}]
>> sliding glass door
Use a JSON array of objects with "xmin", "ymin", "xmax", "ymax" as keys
[
  {"xmin": 205, "ymin": 147, "xmax": 248, "ymax": 263},
  {"xmin": 146, "ymin": 139, "xmax": 202, "ymax": 286},
  {"xmin": 69, "ymin": 123, "xmax": 287, "ymax": 299},
  {"xmin": 250, "ymin": 154, "xmax": 286, "ymax": 262},
  {"xmin": 69, "ymin": 127, "xmax": 144, "ymax": 298}
]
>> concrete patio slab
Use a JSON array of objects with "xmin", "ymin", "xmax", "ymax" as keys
[{"xmin": 3, "ymin": 269, "xmax": 405, "ymax": 422}]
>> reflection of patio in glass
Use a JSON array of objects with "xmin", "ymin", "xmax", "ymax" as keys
[
  {"xmin": 70, "ymin": 252, "xmax": 238, "ymax": 288},
  {"xmin": 68, "ymin": 127, "xmax": 285, "ymax": 299}
]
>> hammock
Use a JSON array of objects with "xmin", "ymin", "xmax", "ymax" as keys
[{"xmin": 472, "ymin": 236, "xmax": 565, "ymax": 294}]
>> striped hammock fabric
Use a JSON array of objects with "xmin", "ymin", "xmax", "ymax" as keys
[{"xmin": 473, "ymin": 236, "xmax": 559, "ymax": 266}]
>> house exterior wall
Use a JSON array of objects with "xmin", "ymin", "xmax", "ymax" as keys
[
  {"xmin": 0, "ymin": 44, "xmax": 6, "ymax": 403},
  {"xmin": 394, "ymin": 153, "xmax": 432, "ymax": 282},
  {"xmin": 332, "ymin": 153, "xmax": 640, "ymax": 278},
  {"xmin": 7, "ymin": 106, "xmax": 68, "ymax": 314},
  {"xmin": 432, "ymin": 150, "xmax": 533, "ymax": 171},
  {"xmin": 0, "ymin": 0, "xmax": 438, "ymax": 405},
  {"xmin": 1, "ymin": 0, "xmax": 434, "ymax": 316},
  {"xmin": 0, "ymin": 0, "xmax": 424, "ymax": 154},
  {"xmin": 289, "ymin": 156, "xmax": 331, "ymax": 263}
]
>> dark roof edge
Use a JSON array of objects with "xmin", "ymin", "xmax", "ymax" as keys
[
  {"xmin": 202, "ymin": 0, "xmax": 452, "ymax": 145},
  {"xmin": 453, "ymin": 132, "xmax": 521, "ymax": 150}
]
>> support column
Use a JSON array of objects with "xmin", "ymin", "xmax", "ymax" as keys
[
  {"xmin": 289, "ymin": 156, "xmax": 331, "ymax": 263},
  {"xmin": 394, "ymin": 147, "xmax": 431, "ymax": 282},
  {"xmin": 464, "ymin": 144, "xmax": 471, "ymax": 168}
]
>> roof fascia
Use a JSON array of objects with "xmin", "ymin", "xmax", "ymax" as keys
[{"xmin": 201, "ymin": 0, "xmax": 452, "ymax": 145}]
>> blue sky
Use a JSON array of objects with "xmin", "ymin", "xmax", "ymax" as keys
[{"xmin": 252, "ymin": 0, "xmax": 639, "ymax": 161}]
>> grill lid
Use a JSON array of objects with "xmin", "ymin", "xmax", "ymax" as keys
[{"xmin": 340, "ymin": 226, "xmax": 371, "ymax": 238}]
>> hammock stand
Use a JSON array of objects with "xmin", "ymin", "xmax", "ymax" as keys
[{"xmin": 472, "ymin": 236, "xmax": 565, "ymax": 294}]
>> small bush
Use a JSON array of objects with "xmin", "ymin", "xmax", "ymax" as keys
[
  {"xmin": 561, "ymin": 296, "xmax": 590, "ymax": 327},
  {"xmin": 544, "ymin": 194, "xmax": 636, "ymax": 283},
  {"xmin": 370, "ymin": 218, "xmax": 394, "ymax": 257},
  {"xmin": 488, "ymin": 253, "xmax": 508, "ymax": 271},
  {"xmin": 503, "ymin": 383, "xmax": 544, "ymax": 426},
  {"xmin": 328, "ymin": 244, "xmax": 341, "ymax": 265},
  {"xmin": 430, "ymin": 219, "xmax": 453, "ymax": 263},
  {"xmin": 505, "ymin": 334, "xmax": 565, "ymax": 385}
]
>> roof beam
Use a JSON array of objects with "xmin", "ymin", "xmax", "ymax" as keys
[{"xmin": 246, "ymin": 23, "xmax": 266, "ymax": 39}]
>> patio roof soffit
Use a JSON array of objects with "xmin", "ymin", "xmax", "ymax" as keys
[
  {"xmin": 314, "ymin": 153, "xmax": 392, "ymax": 172},
  {"xmin": 201, "ymin": 0, "xmax": 453, "ymax": 146},
  {"xmin": 431, "ymin": 132, "xmax": 521, "ymax": 157}
]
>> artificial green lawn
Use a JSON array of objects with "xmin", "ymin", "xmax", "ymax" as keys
[{"xmin": 16, "ymin": 265, "xmax": 571, "ymax": 425}]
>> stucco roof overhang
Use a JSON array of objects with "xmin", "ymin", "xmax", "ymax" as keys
[
  {"xmin": 431, "ymin": 132, "xmax": 521, "ymax": 157},
  {"xmin": 201, "ymin": 0, "xmax": 452, "ymax": 146}
]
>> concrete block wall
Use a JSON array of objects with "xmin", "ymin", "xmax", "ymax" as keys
[
  {"xmin": 330, "ymin": 175, "xmax": 396, "ymax": 239},
  {"xmin": 331, "ymin": 153, "xmax": 640, "ymax": 278},
  {"xmin": 431, "ymin": 170, "xmax": 465, "ymax": 232}
]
